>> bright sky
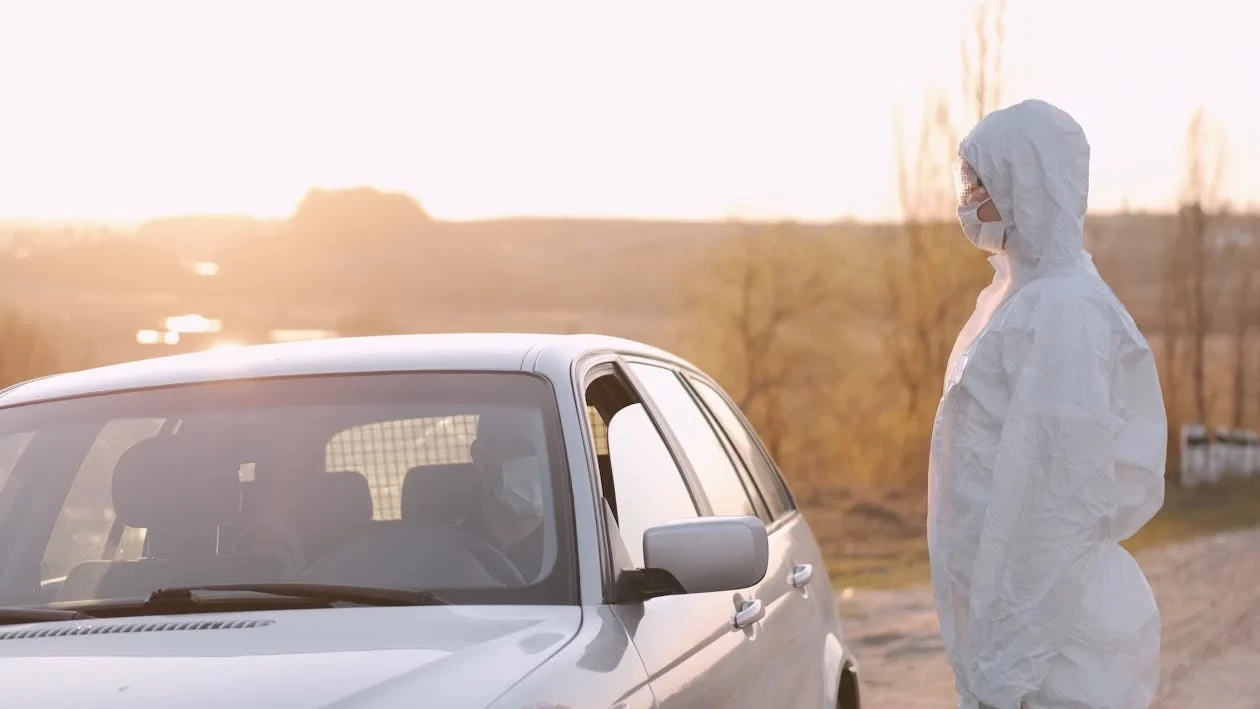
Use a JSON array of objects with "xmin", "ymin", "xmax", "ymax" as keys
[{"xmin": 0, "ymin": 0, "xmax": 1256, "ymax": 222}]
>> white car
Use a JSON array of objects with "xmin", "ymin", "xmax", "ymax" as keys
[{"xmin": 0, "ymin": 334, "xmax": 861, "ymax": 708}]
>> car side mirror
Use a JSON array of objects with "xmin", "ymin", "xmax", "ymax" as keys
[{"xmin": 638, "ymin": 516, "xmax": 769, "ymax": 597}]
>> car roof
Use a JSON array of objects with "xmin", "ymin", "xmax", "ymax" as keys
[{"xmin": 0, "ymin": 333, "xmax": 694, "ymax": 408}]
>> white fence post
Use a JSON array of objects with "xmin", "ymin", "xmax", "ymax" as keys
[
  {"xmin": 1210, "ymin": 426, "xmax": 1233, "ymax": 483},
  {"xmin": 1245, "ymin": 430, "xmax": 1259, "ymax": 478},
  {"xmin": 1181, "ymin": 423, "xmax": 1208, "ymax": 488},
  {"xmin": 1231, "ymin": 429, "xmax": 1249, "ymax": 478}
]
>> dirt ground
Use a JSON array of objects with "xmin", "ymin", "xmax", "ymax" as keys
[{"xmin": 839, "ymin": 526, "xmax": 1260, "ymax": 708}]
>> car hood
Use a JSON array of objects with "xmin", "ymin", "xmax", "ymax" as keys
[{"xmin": 0, "ymin": 605, "xmax": 581, "ymax": 709}]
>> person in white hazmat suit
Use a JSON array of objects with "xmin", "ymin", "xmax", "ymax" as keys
[{"xmin": 928, "ymin": 99, "xmax": 1167, "ymax": 709}]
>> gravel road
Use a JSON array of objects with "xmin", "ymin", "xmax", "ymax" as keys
[{"xmin": 840, "ymin": 526, "xmax": 1260, "ymax": 708}]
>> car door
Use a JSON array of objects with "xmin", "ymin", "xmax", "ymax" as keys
[
  {"xmin": 583, "ymin": 364, "xmax": 771, "ymax": 709},
  {"xmin": 683, "ymin": 372, "xmax": 836, "ymax": 708},
  {"xmin": 623, "ymin": 361, "xmax": 791, "ymax": 708}
]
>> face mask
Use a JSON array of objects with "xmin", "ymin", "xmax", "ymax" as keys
[
  {"xmin": 957, "ymin": 197, "xmax": 1006, "ymax": 253},
  {"xmin": 495, "ymin": 456, "xmax": 544, "ymax": 517}
]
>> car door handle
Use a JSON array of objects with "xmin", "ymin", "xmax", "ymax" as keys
[
  {"xmin": 732, "ymin": 598, "xmax": 764, "ymax": 629},
  {"xmin": 789, "ymin": 563, "xmax": 813, "ymax": 588}
]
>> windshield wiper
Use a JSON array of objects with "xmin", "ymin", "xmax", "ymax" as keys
[
  {"xmin": 0, "ymin": 607, "xmax": 96, "ymax": 627},
  {"xmin": 1, "ymin": 584, "xmax": 447, "ymax": 624},
  {"xmin": 141, "ymin": 583, "xmax": 449, "ymax": 610}
]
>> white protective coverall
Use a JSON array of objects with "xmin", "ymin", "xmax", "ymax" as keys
[{"xmin": 928, "ymin": 99, "xmax": 1167, "ymax": 709}]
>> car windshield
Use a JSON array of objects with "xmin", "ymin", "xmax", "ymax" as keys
[{"xmin": 0, "ymin": 372, "xmax": 577, "ymax": 608}]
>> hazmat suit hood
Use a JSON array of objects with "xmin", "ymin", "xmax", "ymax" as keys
[
  {"xmin": 929, "ymin": 100, "xmax": 1166, "ymax": 709},
  {"xmin": 960, "ymin": 99, "xmax": 1091, "ymax": 277}
]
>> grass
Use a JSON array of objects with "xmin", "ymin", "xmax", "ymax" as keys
[
  {"xmin": 806, "ymin": 476, "xmax": 1260, "ymax": 591},
  {"xmin": 802, "ymin": 487, "xmax": 932, "ymax": 591},
  {"xmin": 1122, "ymin": 476, "xmax": 1260, "ymax": 552}
]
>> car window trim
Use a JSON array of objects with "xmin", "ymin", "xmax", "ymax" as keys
[
  {"xmin": 682, "ymin": 372, "xmax": 799, "ymax": 517},
  {"xmin": 625, "ymin": 357, "xmax": 800, "ymax": 535},
  {"xmin": 615, "ymin": 353, "xmax": 797, "ymax": 518},
  {"xmin": 573, "ymin": 355, "xmax": 622, "ymax": 603},
  {"xmin": 612, "ymin": 358, "xmax": 712, "ymax": 516},
  {"xmin": 624, "ymin": 360, "xmax": 772, "ymax": 523},
  {"xmin": 675, "ymin": 373, "xmax": 774, "ymax": 522}
]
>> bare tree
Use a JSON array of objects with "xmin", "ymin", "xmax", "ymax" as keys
[
  {"xmin": 1251, "ymin": 218, "xmax": 1260, "ymax": 428},
  {"xmin": 1251, "ymin": 239, "xmax": 1260, "ymax": 427},
  {"xmin": 1228, "ymin": 250, "xmax": 1254, "ymax": 428},
  {"xmin": 1158, "ymin": 215, "xmax": 1188, "ymax": 476},
  {"xmin": 959, "ymin": 0, "xmax": 1008, "ymax": 125},
  {"xmin": 875, "ymin": 0, "xmax": 1007, "ymax": 481},
  {"xmin": 1178, "ymin": 109, "xmax": 1229, "ymax": 425},
  {"xmin": 677, "ymin": 224, "xmax": 862, "ymax": 489},
  {"xmin": 883, "ymin": 97, "xmax": 984, "ymax": 423},
  {"xmin": 0, "ymin": 312, "xmax": 63, "ymax": 388},
  {"xmin": 1153, "ymin": 109, "xmax": 1231, "ymax": 481},
  {"xmin": 1224, "ymin": 219, "xmax": 1259, "ymax": 428}
]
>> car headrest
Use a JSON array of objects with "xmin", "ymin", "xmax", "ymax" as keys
[
  {"xmin": 111, "ymin": 436, "xmax": 242, "ymax": 530},
  {"xmin": 402, "ymin": 463, "xmax": 481, "ymax": 525},
  {"xmin": 314, "ymin": 471, "xmax": 374, "ymax": 527},
  {"xmin": 469, "ymin": 414, "xmax": 538, "ymax": 467}
]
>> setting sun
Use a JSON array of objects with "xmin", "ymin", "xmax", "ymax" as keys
[{"xmin": 1, "ymin": 0, "xmax": 1257, "ymax": 223}]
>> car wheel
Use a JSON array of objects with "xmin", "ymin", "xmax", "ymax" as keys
[{"xmin": 838, "ymin": 664, "xmax": 860, "ymax": 709}]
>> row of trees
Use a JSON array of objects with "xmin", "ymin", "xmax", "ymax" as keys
[
  {"xmin": 679, "ymin": 0, "xmax": 1259, "ymax": 493},
  {"xmin": 0, "ymin": 313, "xmax": 65, "ymax": 390},
  {"xmin": 1160, "ymin": 110, "xmax": 1259, "ymax": 474}
]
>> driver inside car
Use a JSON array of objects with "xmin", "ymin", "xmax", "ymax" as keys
[{"xmin": 462, "ymin": 413, "xmax": 547, "ymax": 581}]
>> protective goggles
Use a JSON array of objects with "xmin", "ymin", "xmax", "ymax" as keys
[{"xmin": 952, "ymin": 158, "xmax": 983, "ymax": 206}]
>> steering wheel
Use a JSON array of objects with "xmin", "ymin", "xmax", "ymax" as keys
[
  {"xmin": 298, "ymin": 520, "xmax": 526, "ymax": 589},
  {"xmin": 449, "ymin": 526, "xmax": 526, "ymax": 587},
  {"xmin": 231, "ymin": 521, "xmax": 305, "ymax": 575}
]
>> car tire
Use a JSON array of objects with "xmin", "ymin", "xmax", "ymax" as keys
[{"xmin": 838, "ymin": 664, "xmax": 860, "ymax": 709}]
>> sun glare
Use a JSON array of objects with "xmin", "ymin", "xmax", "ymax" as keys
[{"xmin": 1, "ymin": 1, "xmax": 1255, "ymax": 222}]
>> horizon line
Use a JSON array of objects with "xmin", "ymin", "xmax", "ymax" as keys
[{"xmin": 0, "ymin": 207, "xmax": 1218, "ymax": 232}]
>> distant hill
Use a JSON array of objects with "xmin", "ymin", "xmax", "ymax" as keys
[
  {"xmin": 291, "ymin": 187, "xmax": 431, "ymax": 248},
  {"xmin": 0, "ymin": 188, "xmax": 1252, "ymax": 368}
]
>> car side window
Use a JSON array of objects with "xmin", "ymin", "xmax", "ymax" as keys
[
  {"xmin": 586, "ymin": 371, "xmax": 697, "ymax": 568},
  {"xmin": 688, "ymin": 377, "xmax": 794, "ymax": 520},
  {"xmin": 628, "ymin": 363, "xmax": 761, "ymax": 518}
]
